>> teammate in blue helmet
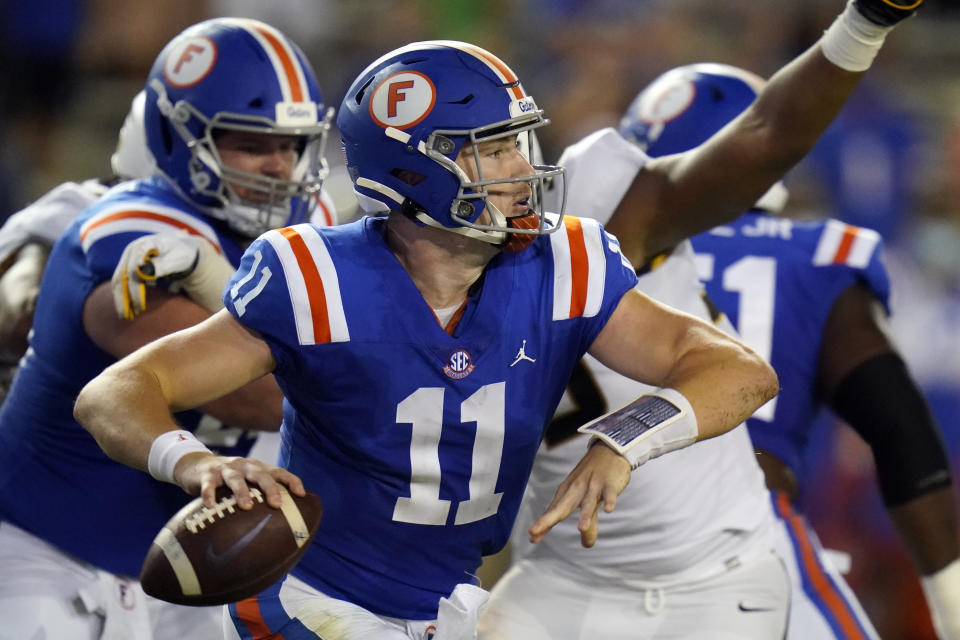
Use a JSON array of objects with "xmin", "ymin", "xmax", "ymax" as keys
[
  {"xmin": 0, "ymin": 18, "xmax": 335, "ymax": 639},
  {"xmin": 481, "ymin": 3, "xmax": 952, "ymax": 639},
  {"xmin": 629, "ymin": 65, "xmax": 960, "ymax": 640},
  {"xmin": 620, "ymin": 59, "xmax": 959, "ymax": 639},
  {"xmin": 144, "ymin": 19, "xmax": 333, "ymax": 238},
  {"xmin": 78, "ymin": 1, "xmax": 927, "ymax": 637}
]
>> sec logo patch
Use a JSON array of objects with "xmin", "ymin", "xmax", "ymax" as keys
[
  {"xmin": 369, "ymin": 71, "xmax": 436, "ymax": 129},
  {"xmin": 164, "ymin": 36, "xmax": 217, "ymax": 88},
  {"xmin": 443, "ymin": 349, "xmax": 475, "ymax": 380}
]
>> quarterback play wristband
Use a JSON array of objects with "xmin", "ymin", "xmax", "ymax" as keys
[
  {"xmin": 578, "ymin": 388, "xmax": 698, "ymax": 469},
  {"xmin": 820, "ymin": 0, "xmax": 894, "ymax": 72},
  {"xmin": 922, "ymin": 559, "xmax": 960, "ymax": 639},
  {"xmin": 148, "ymin": 429, "xmax": 212, "ymax": 484}
]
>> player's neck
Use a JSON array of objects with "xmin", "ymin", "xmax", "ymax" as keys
[{"xmin": 386, "ymin": 212, "xmax": 492, "ymax": 309}]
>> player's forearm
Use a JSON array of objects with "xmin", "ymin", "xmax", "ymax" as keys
[
  {"xmin": 889, "ymin": 487, "xmax": 960, "ymax": 576},
  {"xmin": 892, "ymin": 487, "xmax": 960, "ymax": 640},
  {"xmin": 735, "ymin": 47, "xmax": 860, "ymax": 181},
  {"xmin": 664, "ymin": 327, "xmax": 779, "ymax": 441},
  {"xmin": 74, "ymin": 362, "xmax": 183, "ymax": 473},
  {"xmin": 749, "ymin": 0, "xmax": 915, "ymax": 173},
  {"xmin": 658, "ymin": 2, "xmax": 904, "ymax": 246}
]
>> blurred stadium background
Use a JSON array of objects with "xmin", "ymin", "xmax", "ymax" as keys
[{"xmin": 3, "ymin": 1, "xmax": 960, "ymax": 638}]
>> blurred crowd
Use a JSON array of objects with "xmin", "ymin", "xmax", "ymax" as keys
[{"xmin": 2, "ymin": 1, "xmax": 960, "ymax": 638}]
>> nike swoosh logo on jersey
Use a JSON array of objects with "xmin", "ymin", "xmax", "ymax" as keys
[{"xmin": 204, "ymin": 514, "xmax": 273, "ymax": 569}]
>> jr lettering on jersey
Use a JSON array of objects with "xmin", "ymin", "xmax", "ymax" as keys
[{"xmin": 741, "ymin": 217, "xmax": 793, "ymax": 239}]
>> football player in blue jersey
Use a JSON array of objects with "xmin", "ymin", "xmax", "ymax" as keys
[
  {"xmin": 617, "ymin": 62, "xmax": 958, "ymax": 639},
  {"xmin": 0, "ymin": 18, "xmax": 335, "ymax": 640},
  {"xmin": 76, "ymin": 2, "xmax": 927, "ymax": 637},
  {"xmin": 76, "ymin": 38, "xmax": 777, "ymax": 639}
]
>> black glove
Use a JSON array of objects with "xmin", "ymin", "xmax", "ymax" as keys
[{"xmin": 854, "ymin": 0, "xmax": 924, "ymax": 26}]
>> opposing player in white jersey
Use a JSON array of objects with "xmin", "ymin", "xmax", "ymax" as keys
[
  {"xmin": 617, "ymin": 62, "xmax": 958, "ymax": 639},
  {"xmin": 77, "ymin": 1, "xmax": 929, "ymax": 637},
  {"xmin": 0, "ymin": 18, "xmax": 335, "ymax": 639},
  {"xmin": 477, "ymin": 75, "xmax": 791, "ymax": 640}
]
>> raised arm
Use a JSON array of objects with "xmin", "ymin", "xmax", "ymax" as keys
[{"xmin": 608, "ymin": 0, "xmax": 924, "ymax": 264}]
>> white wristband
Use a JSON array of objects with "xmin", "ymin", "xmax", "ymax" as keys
[
  {"xmin": 147, "ymin": 430, "xmax": 212, "ymax": 484},
  {"xmin": 922, "ymin": 558, "xmax": 960, "ymax": 640},
  {"xmin": 820, "ymin": 0, "xmax": 894, "ymax": 72},
  {"xmin": 578, "ymin": 388, "xmax": 698, "ymax": 469}
]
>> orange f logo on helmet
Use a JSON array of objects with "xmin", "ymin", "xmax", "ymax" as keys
[
  {"xmin": 369, "ymin": 71, "xmax": 436, "ymax": 129},
  {"xmin": 174, "ymin": 44, "xmax": 207, "ymax": 74},
  {"xmin": 387, "ymin": 81, "xmax": 415, "ymax": 118}
]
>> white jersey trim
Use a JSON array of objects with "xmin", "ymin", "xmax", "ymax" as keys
[
  {"xmin": 550, "ymin": 215, "xmax": 608, "ymax": 321},
  {"xmin": 78, "ymin": 203, "xmax": 221, "ymax": 254},
  {"xmin": 812, "ymin": 219, "xmax": 880, "ymax": 268},
  {"xmin": 262, "ymin": 224, "xmax": 349, "ymax": 346}
]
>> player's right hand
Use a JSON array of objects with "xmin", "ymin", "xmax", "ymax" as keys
[
  {"xmin": 111, "ymin": 231, "xmax": 233, "ymax": 320},
  {"xmin": 529, "ymin": 441, "xmax": 631, "ymax": 548},
  {"xmin": 175, "ymin": 452, "xmax": 306, "ymax": 510},
  {"xmin": 854, "ymin": 0, "xmax": 924, "ymax": 26}
]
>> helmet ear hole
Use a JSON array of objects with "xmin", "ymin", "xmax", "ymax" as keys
[
  {"xmin": 354, "ymin": 77, "xmax": 375, "ymax": 105},
  {"xmin": 391, "ymin": 169, "xmax": 426, "ymax": 186}
]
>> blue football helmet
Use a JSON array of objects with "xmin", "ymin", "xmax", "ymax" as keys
[
  {"xmin": 619, "ymin": 62, "xmax": 788, "ymax": 212},
  {"xmin": 337, "ymin": 40, "xmax": 565, "ymax": 247},
  {"xmin": 144, "ymin": 18, "xmax": 333, "ymax": 238}
]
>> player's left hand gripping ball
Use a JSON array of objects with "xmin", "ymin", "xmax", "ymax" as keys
[
  {"xmin": 140, "ymin": 484, "xmax": 322, "ymax": 606},
  {"xmin": 854, "ymin": 0, "xmax": 924, "ymax": 26}
]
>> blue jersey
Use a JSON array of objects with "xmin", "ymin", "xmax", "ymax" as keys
[
  {"xmin": 690, "ymin": 212, "xmax": 890, "ymax": 486},
  {"xmin": 0, "ymin": 177, "xmax": 256, "ymax": 577},
  {"xmin": 223, "ymin": 215, "xmax": 637, "ymax": 619}
]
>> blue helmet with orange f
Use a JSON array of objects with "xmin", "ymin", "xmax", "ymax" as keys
[
  {"xmin": 620, "ymin": 62, "xmax": 788, "ymax": 212},
  {"xmin": 337, "ymin": 40, "xmax": 565, "ymax": 248},
  {"xmin": 143, "ymin": 18, "xmax": 333, "ymax": 238}
]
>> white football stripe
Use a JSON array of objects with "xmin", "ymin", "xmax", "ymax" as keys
[
  {"xmin": 277, "ymin": 486, "xmax": 311, "ymax": 548},
  {"xmin": 154, "ymin": 527, "xmax": 202, "ymax": 596}
]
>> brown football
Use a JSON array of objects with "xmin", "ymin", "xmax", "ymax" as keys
[{"xmin": 140, "ymin": 484, "xmax": 322, "ymax": 606}]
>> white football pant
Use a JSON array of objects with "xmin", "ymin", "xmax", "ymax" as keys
[
  {"xmin": 0, "ymin": 521, "xmax": 221, "ymax": 640},
  {"xmin": 477, "ymin": 548, "xmax": 789, "ymax": 639}
]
